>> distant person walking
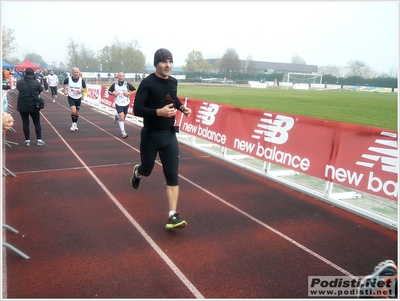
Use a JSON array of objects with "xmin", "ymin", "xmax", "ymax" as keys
[
  {"xmin": 131, "ymin": 48, "xmax": 192, "ymax": 230},
  {"xmin": 108, "ymin": 71, "xmax": 136, "ymax": 138},
  {"xmin": 63, "ymin": 67, "xmax": 87, "ymax": 131},
  {"xmin": 47, "ymin": 70, "xmax": 59, "ymax": 102},
  {"xmin": 16, "ymin": 68, "xmax": 45, "ymax": 146}
]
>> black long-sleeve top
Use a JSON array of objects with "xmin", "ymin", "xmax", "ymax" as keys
[{"xmin": 133, "ymin": 73, "xmax": 183, "ymax": 131}]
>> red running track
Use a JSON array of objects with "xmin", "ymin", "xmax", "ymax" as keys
[{"xmin": 2, "ymin": 91, "xmax": 397, "ymax": 298}]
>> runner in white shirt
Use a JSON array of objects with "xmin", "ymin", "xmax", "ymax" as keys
[
  {"xmin": 108, "ymin": 72, "xmax": 136, "ymax": 138},
  {"xmin": 47, "ymin": 70, "xmax": 59, "ymax": 102},
  {"xmin": 63, "ymin": 67, "xmax": 87, "ymax": 131}
]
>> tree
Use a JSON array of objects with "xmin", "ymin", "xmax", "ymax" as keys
[
  {"xmin": 219, "ymin": 48, "xmax": 241, "ymax": 74},
  {"xmin": 66, "ymin": 38, "xmax": 80, "ymax": 68},
  {"xmin": 347, "ymin": 60, "xmax": 373, "ymax": 78},
  {"xmin": 319, "ymin": 64, "xmax": 340, "ymax": 77},
  {"xmin": 378, "ymin": 66, "xmax": 398, "ymax": 78},
  {"xmin": 121, "ymin": 44, "xmax": 146, "ymax": 73},
  {"xmin": 291, "ymin": 54, "xmax": 306, "ymax": 65},
  {"xmin": 245, "ymin": 55, "xmax": 256, "ymax": 74},
  {"xmin": 182, "ymin": 50, "xmax": 212, "ymax": 73},
  {"xmin": 24, "ymin": 53, "xmax": 47, "ymax": 69},
  {"xmin": 98, "ymin": 36, "xmax": 145, "ymax": 73},
  {"xmin": 2, "ymin": 26, "xmax": 19, "ymax": 63}
]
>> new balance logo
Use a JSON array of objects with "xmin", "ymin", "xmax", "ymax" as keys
[
  {"xmin": 356, "ymin": 131, "xmax": 398, "ymax": 174},
  {"xmin": 195, "ymin": 102, "xmax": 220, "ymax": 125},
  {"xmin": 252, "ymin": 113, "xmax": 294, "ymax": 144}
]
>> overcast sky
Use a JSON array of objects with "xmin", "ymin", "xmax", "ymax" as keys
[{"xmin": 1, "ymin": 1, "xmax": 398, "ymax": 74}]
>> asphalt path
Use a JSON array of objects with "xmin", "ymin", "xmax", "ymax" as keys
[{"xmin": 2, "ymin": 90, "xmax": 397, "ymax": 299}]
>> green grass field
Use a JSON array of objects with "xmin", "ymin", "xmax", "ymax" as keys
[{"xmin": 177, "ymin": 84, "xmax": 398, "ymax": 131}]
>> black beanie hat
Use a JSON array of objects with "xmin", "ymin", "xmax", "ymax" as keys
[
  {"xmin": 154, "ymin": 48, "xmax": 173, "ymax": 66},
  {"xmin": 25, "ymin": 68, "xmax": 34, "ymax": 75}
]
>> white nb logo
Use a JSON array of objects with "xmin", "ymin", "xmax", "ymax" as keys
[
  {"xmin": 356, "ymin": 131, "xmax": 398, "ymax": 174},
  {"xmin": 252, "ymin": 113, "xmax": 294, "ymax": 144},
  {"xmin": 195, "ymin": 103, "xmax": 220, "ymax": 126}
]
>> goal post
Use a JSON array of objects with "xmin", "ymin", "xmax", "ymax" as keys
[{"xmin": 281, "ymin": 72, "xmax": 323, "ymax": 90}]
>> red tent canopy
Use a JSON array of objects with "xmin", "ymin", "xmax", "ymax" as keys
[{"xmin": 15, "ymin": 60, "xmax": 41, "ymax": 72}]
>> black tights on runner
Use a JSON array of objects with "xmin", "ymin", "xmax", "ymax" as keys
[{"xmin": 138, "ymin": 127, "xmax": 179, "ymax": 186}]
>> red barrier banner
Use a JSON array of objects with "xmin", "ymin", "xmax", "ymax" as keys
[
  {"xmin": 177, "ymin": 98, "xmax": 398, "ymax": 201},
  {"xmin": 86, "ymin": 85, "xmax": 101, "ymax": 101},
  {"xmin": 91, "ymin": 88, "xmax": 397, "ymax": 200}
]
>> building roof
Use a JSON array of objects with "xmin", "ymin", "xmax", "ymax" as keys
[
  {"xmin": 249, "ymin": 60, "xmax": 318, "ymax": 73},
  {"xmin": 145, "ymin": 60, "xmax": 318, "ymax": 75},
  {"xmin": 207, "ymin": 58, "xmax": 318, "ymax": 74}
]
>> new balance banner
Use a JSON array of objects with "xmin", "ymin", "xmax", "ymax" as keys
[
  {"xmin": 95, "ymin": 88, "xmax": 397, "ymax": 201},
  {"xmin": 176, "ymin": 98, "xmax": 398, "ymax": 201}
]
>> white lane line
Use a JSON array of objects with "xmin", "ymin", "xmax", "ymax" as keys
[
  {"xmin": 43, "ymin": 104, "xmax": 356, "ymax": 284},
  {"xmin": 178, "ymin": 173, "xmax": 356, "ymax": 278},
  {"xmin": 39, "ymin": 113, "xmax": 205, "ymax": 299},
  {"xmin": 81, "ymin": 111, "xmax": 356, "ymax": 278},
  {"xmin": 10, "ymin": 162, "xmax": 134, "ymax": 175}
]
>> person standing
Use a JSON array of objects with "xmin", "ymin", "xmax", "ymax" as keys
[
  {"xmin": 131, "ymin": 48, "xmax": 192, "ymax": 230},
  {"xmin": 35, "ymin": 69, "xmax": 47, "ymax": 91},
  {"xmin": 108, "ymin": 71, "xmax": 136, "ymax": 138},
  {"xmin": 47, "ymin": 70, "xmax": 59, "ymax": 102},
  {"xmin": 16, "ymin": 68, "xmax": 45, "ymax": 147},
  {"xmin": 42, "ymin": 69, "xmax": 49, "ymax": 92},
  {"xmin": 63, "ymin": 67, "xmax": 87, "ymax": 131},
  {"xmin": 3, "ymin": 69, "xmax": 10, "ymax": 80}
]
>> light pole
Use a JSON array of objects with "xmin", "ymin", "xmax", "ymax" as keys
[{"xmin": 229, "ymin": 70, "xmax": 232, "ymax": 82}]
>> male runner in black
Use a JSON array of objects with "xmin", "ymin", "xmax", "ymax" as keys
[{"xmin": 131, "ymin": 48, "xmax": 192, "ymax": 229}]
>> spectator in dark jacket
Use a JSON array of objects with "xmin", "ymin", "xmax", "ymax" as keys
[{"xmin": 16, "ymin": 67, "xmax": 45, "ymax": 147}]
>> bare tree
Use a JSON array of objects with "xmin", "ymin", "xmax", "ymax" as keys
[
  {"xmin": 2, "ymin": 26, "xmax": 19, "ymax": 63},
  {"xmin": 245, "ymin": 55, "xmax": 256, "ymax": 74},
  {"xmin": 219, "ymin": 48, "xmax": 241, "ymax": 74},
  {"xmin": 66, "ymin": 38, "xmax": 80, "ymax": 68},
  {"xmin": 347, "ymin": 60, "xmax": 373, "ymax": 78},
  {"xmin": 291, "ymin": 54, "xmax": 306, "ymax": 64},
  {"xmin": 319, "ymin": 65, "xmax": 340, "ymax": 77}
]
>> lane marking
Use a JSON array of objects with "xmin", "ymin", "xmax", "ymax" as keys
[
  {"xmin": 39, "ymin": 113, "xmax": 205, "ymax": 299},
  {"xmin": 178, "ymin": 173, "xmax": 356, "ymax": 278},
  {"xmin": 43, "ymin": 102, "xmax": 355, "ymax": 284},
  {"xmin": 76, "ymin": 108, "xmax": 357, "ymax": 278}
]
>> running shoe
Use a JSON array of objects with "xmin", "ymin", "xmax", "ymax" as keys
[
  {"xmin": 130, "ymin": 164, "xmax": 141, "ymax": 189},
  {"xmin": 358, "ymin": 260, "xmax": 398, "ymax": 298},
  {"xmin": 166, "ymin": 213, "xmax": 187, "ymax": 229},
  {"xmin": 121, "ymin": 131, "xmax": 128, "ymax": 138},
  {"xmin": 37, "ymin": 140, "xmax": 45, "ymax": 147},
  {"xmin": 114, "ymin": 114, "xmax": 119, "ymax": 124},
  {"xmin": 70, "ymin": 122, "xmax": 78, "ymax": 131},
  {"xmin": 24, "ymin": 140, "xmax": 30, "ymax": 147}
]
